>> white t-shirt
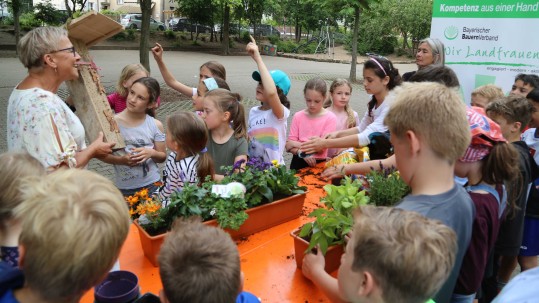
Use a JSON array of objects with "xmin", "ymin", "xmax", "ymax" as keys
[
  {"xmin": 522, "ymin": 128, "xmax": 539, "ymax": 165},
  {"xmin": 248, "ymin": 105, "xmax": 290, "ymax": 165},
  {"xmin": 356, "ymin": 93, "xmax": 394, "ymax": 146}
]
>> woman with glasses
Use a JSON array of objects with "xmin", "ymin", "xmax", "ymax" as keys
[
  {"xmin": 402, "ymin": 38, "xmax": 445, "ymax": 81},
  {"xmin": 7, "ymin": 26, "xmax": 115, "ymax": 171}
]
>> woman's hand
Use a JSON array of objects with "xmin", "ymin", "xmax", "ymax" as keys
[
  {"xmin": 151, "ymin": 43, "xmax": 164, "ymax": 61},
  {"xmin": 130, "ymin": 147, "xmax": 154, "ymax": 165},
  {"xmin": 245, "ymin": 35, "xmax": 261, "ymax": 60},
  {"xmin": 89, "ymin": 132, "xmax": 115, "ymax": 159},
  {"xmin": 301, "ymin": 136, "xmax": 326, "ymax": 154},
  {"xmin": 322, "ymin": 164, "xmax": 347, "ymax": 180}
]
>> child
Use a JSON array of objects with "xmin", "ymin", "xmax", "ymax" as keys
[
  {"xmin": 482, "ymin": 95, "xmax": 537, "ymax": 300},
  {"xmin": 158, "ymin": 218, "xmax": 260, "ymax": 303},
  {"xmin": 0, "ymin": 152, "xmax": 44, "ymax": 267},
  {"xmin": 384, "ymin": 82, "xmax": 474, "ymax": 303},
  {"xmin": 158, "ymin": 112, "xmax": 214, "ymax": 203},
  {"xmin": 0, "ymin": 169, "xmax": 130, "ymax": 302},
  {"xmin": 471, "ymin": 84, "xmax": 504, "ymax": 108},
  {"xmin": 193, "ymin": 76, "xmax": 230, "ymax": 114},
  {"xmin": 300, "ymin": 56, "xmax": 401, "ymax": 155},
  {"xmin": 202, "ymin": 88, "xmax": 248, "ymax": 180},
  {"xmin": 152, "ymin": 42, "xmax": 226, "ymax": 97},
  {"xmin": 510, "ymin": 74, "xmax": 539, "ymax": 97},
  {"xmin": 323, "ymin": 78, "xmax": 359, "ymax": 157},
  {"xmin": 452, "ymin": 107, "xmax": 520, "ymax": 302},
  {"xmin": 107, "ymin": 63, "xmax": 161, "ymax": 115},
  {"xmin": 302, "ymin": 205, "xmax": 457, "ymax": 303},
  {"xmin": 246, "ymin": 36, "xmax": 291, "ymax": 165},
  {"xmin": 102, "ymin": 77, "xmax": 167, "ymax": 197},
  {"xmin": 286, "ymin": 78, "xmax": 337, "ymax": 170}
]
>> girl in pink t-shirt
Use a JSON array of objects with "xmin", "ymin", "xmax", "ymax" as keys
[
  {"xmin": 107, "ymin": 64, "xmax": 161, "ymax": 116},
  {"xmin": 286, "ymin": 78, "xmax": 337, "ymax": 170},
  {"xmin": 324, "ymin": 79, "xmax": 359, "ymax": 158}
]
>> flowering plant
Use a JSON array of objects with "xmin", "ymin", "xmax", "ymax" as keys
[
  {"xmin": 131, "ymin": 158, "xmax": 307, "ymax": 236},
  {"xmin": 365, "ymin": 163, "xmax": 410, "ymax": 207}
]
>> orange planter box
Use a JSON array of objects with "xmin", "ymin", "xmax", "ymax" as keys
[
  {"xmin": 135, "ymin": 193, "xmax": 307, "ymax": 267},
  {"xmin": 290, "ymin": 227, "xmax": 344, "ymax": 274}
]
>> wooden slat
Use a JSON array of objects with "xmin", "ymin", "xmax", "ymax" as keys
[{"xmin": 67, "ymin": 11, "xmax": 124, "ymax": 47}]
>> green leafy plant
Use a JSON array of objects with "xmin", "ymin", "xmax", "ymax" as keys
[
  {"xmin": 366, "ymin": 164, "xmax": 410, "ymax": 207},
  {"xmin": 299, "ymin": 177, "xmax": 369, "ymax": 255},
  {"xmin": 164, "ymin": 29, "xmax": 176, "ymax": 39},
  {"xmin": 133, "ymin": 158, "xmax": 306, "ymax": 235}
]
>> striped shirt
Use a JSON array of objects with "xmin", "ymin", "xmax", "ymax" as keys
[{"xmin": 158, "ymin": 152, "xmax": 199, "ymax": 205}]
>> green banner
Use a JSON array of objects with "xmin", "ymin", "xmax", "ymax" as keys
[{"xmin": 433, "ymin": 0, "xmax": 539, "ymax": 18}]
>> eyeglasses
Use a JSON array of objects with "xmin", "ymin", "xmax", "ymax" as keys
[{"xmin": 50, "ymin": 46, "xmax": 76, "ymax": 57}]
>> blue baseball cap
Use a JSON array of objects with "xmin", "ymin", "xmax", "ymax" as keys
[{"xmin": 252, "ymin": 69, "xmax": 291, "ymax": 96}]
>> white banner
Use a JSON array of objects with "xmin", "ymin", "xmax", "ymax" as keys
[{"xmin": 430, "ymin": 0, "xmax": 539, "ymax": 103}]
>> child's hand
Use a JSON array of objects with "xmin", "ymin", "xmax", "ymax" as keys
[
  {"xmin": 321, "ymin": 164, "xmax": 347, "ymax": 180},
  {"xmin": 325, "ymin": 131, "xmax": 340, "ymax": 139},
  {"xmin": 130, "ymin": 147, "xmax": 154, "ymax": 164},
  {"xmin": 245, "ymin": 35, "xmax": 260, "ymax": 59},
  {"xmin": 302, "ymin": 245, "xmax": 326, "ymax": 281},
  {"xmin": 305, "ymin": 156, "xmax": 317, "ymax": 167},
  {"xmin": 301, "ymin": 136, "xmax": 326, "ymax": 154},
  {"xmin": 151, "ymin": 43, "xmax": 164, "ymax": 61}
]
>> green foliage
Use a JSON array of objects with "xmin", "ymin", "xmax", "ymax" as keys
[
  {"xmin": 241, "ymin": 30, "xmax": 251, "ymax": 43},
  {"xmin": 164, "ymin": 29, "xmax": 176, "ymax": 39},
  {"xmin": 299, "ymin": 177, "xmax": 369, "ymax": 255},
  {"xmin": 267, "ymin": 34, "xmax": 279, "ymax": 45},
  {"xmin": 276, "ymin": 40, "xmax": 297, "ymax": 53},
  {"xmin": 19, "ymin": 12, "xmax": 40, "ymax": 30},
  {"xmin": 366, "ymin": 165, "xmax": 410, "ymax": 207},
  {"xmin": 138, "ymin": 159, "xmax": 306, "ymax": 233},
  {"xmin": 110, "ymin": 29, "xmax": 136, "ymax": 41},
  {"xmin": 33, "ymin": 0, "xmax": 64, "ymax": 26}
]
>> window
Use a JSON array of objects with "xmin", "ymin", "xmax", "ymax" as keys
[{"xmin": 117, "ymin": 0, "xmax": 124, "ymax": 4}]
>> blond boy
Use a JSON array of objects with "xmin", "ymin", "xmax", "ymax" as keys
[
  {"xmin": 384, "ymin": 82, "xmax": 474, "ymax": 303},
  {"xmin": 0, "ymin": 169, "xmax": 130, "ymax": 303},
  {"xmin": 158, "ymin": 219, "xmax": 259, "ymax": 303},
  {"xmin": 471, "ymin": 84, "xmax": 504, "ymax": 108},
  {"xmin": 303, "ymin": 205, "xmax": 457, "ymax": 303}
]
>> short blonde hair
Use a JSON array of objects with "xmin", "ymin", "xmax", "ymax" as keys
[
  {"xmin": 351, "ymin": 206, "xmax": 457, "ymax": 303},
  {"xmin": 17, "ymin": 26, "xmax": 68, "ymax": 70},
  {"xmin": 0, "ymin": 152, "xmax": 44, "ymax": 230},
  {"xmin": 472, "ymin": 84, "xmax": 505, "ymax": 102},
  {"xmin": 116, "ymin": 63, "xmax": 150, "ymax": 97},
  {"xmin": 14, "ymin": 169, "xmax": 130, "ymax": 301},
  {"xmin": 158, "ymin": 218, "xmax": 240, "ymax": 303},
  {"xmin": 385, "ymin": 82, "xmax": 470, "ymax": 163}
]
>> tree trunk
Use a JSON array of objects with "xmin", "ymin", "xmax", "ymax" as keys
[
  {"xmin": 13, "ymin": 1, "xmax": 21, "ymax": 50},
  {"xmin": 349, "ymin": 5, "xmax": 360, "ymax": 82},
  {"xmin": 139, "ymin": 0, "xmax": 152, "ymax": 72},
  {"xmin": 295, "ymin": 17, "xmax": 300, "ymax": 43},
  {"xmin": 65, "ymin": 0, "xmax": 72, "ymax": 17},
  {"xmin": 221, "ymin": 3, "xmax": 230, "ymax": 55}
]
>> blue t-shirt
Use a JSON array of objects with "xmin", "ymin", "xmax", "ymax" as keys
[
  {"xmin": 236, "ymin": 291, "xmax": 260, "ymax": 303},
  {"xmin": 396, "ymin": 184, "xmax": 475, "ymax": 303},
  {"xmin": 0, "ymin": 262, "xmax": 23, "ymax": 303},
  {"xmin": 0, "ymin": 289, "xmax": 18, "ymax": 303}
]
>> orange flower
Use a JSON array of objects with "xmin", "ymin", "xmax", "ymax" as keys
[
  {"xmin": 126, "ymin": 195, "xmax": 139, "ymax": 206},
  {"xmin": 138, "ymin": 188, "xmax": 149, "ymax": 200},
  {"xmin": 154, "ymin": 181, "xmax": 163, "ymax": 187}
]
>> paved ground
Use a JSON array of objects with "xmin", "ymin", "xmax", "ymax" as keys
[{"xmin": 0, "ymin": 49, "xmax": 417, "ymax": 178}]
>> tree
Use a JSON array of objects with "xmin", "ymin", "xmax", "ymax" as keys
[
  {"xmin": 34, "ymin": 0, "xmax": 64, "ymax": 25},
  {"xmin": 64, "ymin": 0, "xmax": 88, "ymax": 18},
  {"xmin": 6, "ymin": 0, "xmax": 26, "ymax": 48},
  {"xmin": 176, "ymin": 0, "xmax": 213, "ymax": 41},
  {"xmin": 324, "ymin": 0, "xmax": 379, "ymax": 82},
  {"xmin": 139, "ymin": 0, "xmax": 152, "ymax": 72},
  {"xmin": 389, "ymin": 0, "xmax": 432, "ymax": 54}
]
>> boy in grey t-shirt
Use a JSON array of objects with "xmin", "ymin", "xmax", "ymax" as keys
[{"xmin": 384, "ymin": 82, "xmax": 475, "ymax": 303}]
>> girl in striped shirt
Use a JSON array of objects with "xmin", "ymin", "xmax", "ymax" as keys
[{"xmin": 158, "ymin": 112, "xmax": 214, "ymax": 204}]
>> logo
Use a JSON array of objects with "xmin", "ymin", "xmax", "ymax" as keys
[{"xmin": 444, "ymin": 26, "xmax": 459, "ymax": 40}]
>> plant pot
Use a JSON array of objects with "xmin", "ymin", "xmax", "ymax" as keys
[
  {"xmin": 290, "ymin": 227, "xmax": 344, "ymax": 274},
  {"xmin": 135, "ymin": 193, "xmax": 306, "ymax": 266},
  {"xmin": 205, "ymin": 192, "xmax": 307, "ymax": 240},
  {"xmin": 94, "ymin": 270, "xmax": 140, "ymax": 303},
  {"xmin": 133, "ymin": 220, "xmax": 166, "ymax": 267}
]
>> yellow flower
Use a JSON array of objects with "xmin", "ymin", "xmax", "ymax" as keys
[
  {"xmin": 138, "ymin": 188, "xmax": 149, "ymax": 200},
  {"xmin": 271, "ymin": 160, "xmax": 279, "ymax": 167},
  {"xmin": 126, "ymin": 195, "xmax": 139, "ymax": 206}
]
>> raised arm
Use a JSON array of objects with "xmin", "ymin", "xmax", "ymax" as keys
[
  {"xmin": 151, "ymin": 43, "xmax": 195, "ymax": 97},
  {"xmin": 245, "ymin": 36, "xmax": 284, "ymax": 119}
]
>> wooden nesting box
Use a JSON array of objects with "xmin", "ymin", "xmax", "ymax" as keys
[{"xmin": 65, "ymin": 11, "xmax": 126, "ymax": 149}]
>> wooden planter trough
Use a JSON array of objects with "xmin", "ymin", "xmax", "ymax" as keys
[
  {"xmin": 290, "ymin": 227, "xmax": 344, "ymax": 274},
  {"xmin": 135, "ymin": 193, "xmax": 307, "ymax": 266}
]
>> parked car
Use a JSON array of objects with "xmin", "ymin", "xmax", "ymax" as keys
[
  {"xmin": 250, "ymin": 24, "xmax": 281, "ymax": 37},
  {"xmin": 169, "ymin": 17, "xmax": 211, "ymax": 33},
  {"xmin": 214, "ymin": 23, "xmax": 250, "ymax": 35},
  {"xmin": 121, "ymin": 14, "xmax": 165, "ymax": 31}
]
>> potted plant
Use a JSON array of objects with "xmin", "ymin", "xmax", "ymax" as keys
[
  {"xmin": 130, "ymin": 158, "xmax": 307, "ymax": 266},
  {"xmin": 291, "ymin": 165, "xmax": 410, "ymax": 273},
  {"xmin": 291, "ymin": 177, "xmax": 369, "ymax": 273}
]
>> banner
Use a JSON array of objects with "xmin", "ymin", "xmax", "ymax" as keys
[{"xmin": 430, "ymin": 0, "xmax": 539, "ymax": 103}]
